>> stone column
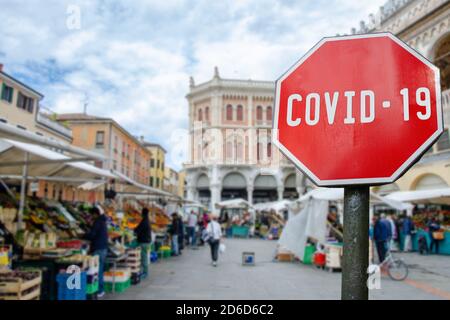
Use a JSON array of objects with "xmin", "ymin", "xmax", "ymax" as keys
[
  {"xmin": 186, "ymin": 185, "xmax": 196, "ymax": 202},
  {"xmin": 247, "ymin": 184, "xmax": 254, "ymax": 206},
  {"xmin": 210, "ymin": 183, "xmax": 222, "ymax": 214},
  {"xmin": 277, "ymin": 186, "xmax": 284, "ymax": 201}
]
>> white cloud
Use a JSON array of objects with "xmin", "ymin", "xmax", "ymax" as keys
[{"xmin": 0, "ymin": 0, "xmax": 386, "ymax": 170}]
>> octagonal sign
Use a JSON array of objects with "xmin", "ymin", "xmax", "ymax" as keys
[{"xmin": 273, "ymin": 33, "xmax": 442, "ymax": 187}]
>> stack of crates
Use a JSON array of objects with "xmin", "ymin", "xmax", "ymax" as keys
[
  {"xmin": 158, "ymin": 246, "xmax": 172, "ymax": 259},
  {"xmin": 103, "ymin": 268, "xmax": 131, "ymax": 293},
  {"xmin": 86, "ymin": 256, "xmax": 99, "ymax": 299},
  {"xmin": 118, "ymin": 247, "xmax": 141, "ymax": 285}
]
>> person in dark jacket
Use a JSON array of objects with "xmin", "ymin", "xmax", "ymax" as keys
[
  {"xmin": 178, "ymin": 215, "xmax": 185, "ymax": 255},
  {"xmin": 373, "ymin": 215, "xmax": 389, "ymax": 263},
  {"xmin": 427, "ymin": 216, "xmax": 441, "ymax": 254},
  {"xmin": 402, "ymin": 216, "xmax": 415, "ymax": 252},
  {"xmin": 135, "ymin": 208, "xmax": 152, "ymax": 278},
  {"xmin": 85, "ymin": 206, "xmax": 108, "ymax": 297},
  {"xmin": 170, "ymin": 213, "xmax": 181, "ymax": 256}
]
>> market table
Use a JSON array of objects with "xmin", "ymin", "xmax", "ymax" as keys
[{"xmin": 105, "ymin": 253, "xmax": 127, "ymax": 294}]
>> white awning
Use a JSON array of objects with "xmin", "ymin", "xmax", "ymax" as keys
[
  {"xmin": 0, "ymin": 138, "xmax": 115, "ymax": 182},
  {"xmin": 253, "ymin": 200, "xmax": 292, "ymax": 212},
  {"xmin": 298, "ymin": 188, "xmax": 412, "ymax": 211},
  {"xmin": 385, "ymin": 188, "xmax": 450, "ymax": 205},
  {"xmin": 215, "ymin": 198, "xmax": 251, "ymax": 209},
  {"xmin": 112, "ymin": 170, "xmax": 175, "ymax": 197}
]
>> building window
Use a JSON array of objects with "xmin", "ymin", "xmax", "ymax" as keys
[
  {"xmin": 17, "ymin": 92, "xmax": 34, "ymax": 113},
  {"xmin": 198, "ymin": 109, "xmax": 203, "ymax": 121},
  {"xmin": 226, "ymin": 104, "xmax": 233, "ymax": 120},
  {"xmin": 161, "ymin": 162, "xmax": 164, "ymax": 171},
  {"xmin": 437, "ymin": 129, "xmax": 450, "ymax": 151},
  {"xmin": 237, "ymin": 105, "xmax": 243, "ymax": 121},
  {"xmin": 113, "ymin": 160, "xmax": 117, "ymax": 170},
  {"xmin": 1, "ymin": 84, "xmax": 14, "ymax": 103},
  {"xmin": 205, "ymin": 107, "xmax": 209, "ymax": 121},
  {"xmin": 157, "ymin": 159, "xmax": 160, "ymax": 169},
  {"xmin": 266, "ymin": 106, "xmax": 273, "ymax": 122},
  {"xmin": 267, "ymin": 142, "xmax": 272, "ymax": 158},
  {"xmin": 256, "ymin": 106, "xmax": 263, "ymax": 121},
  {"xmin": 150, "ymin": 177, "xmax": 154, "ymax": 187},
  {"xmin": 150, "ymin": 158, "xmax": 155, "ymax": 167},
  {"xmin": 156, "ymin": 178, "xmax": 160, "ymax": 188},
  {"xmin": 95, "ymin": 131, "xmax": 105, "ymax": 147}
]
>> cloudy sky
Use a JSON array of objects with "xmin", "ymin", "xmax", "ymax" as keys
[{"xmin": 0, "ymin": 0, "xmax": 385, "ymax": 169}]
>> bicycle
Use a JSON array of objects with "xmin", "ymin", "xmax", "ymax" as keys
[{"xmin": 379, "ymin": 251, "xmax": 409, "ymax": 281}]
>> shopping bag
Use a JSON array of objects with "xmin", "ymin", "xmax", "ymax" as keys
[
  {"xmin": 432, "ymin": 231, "xmax": 445, "ymax": 240},
  {"xmin": 219, "ymin": 243, "xmax": 226, "ymax": 254}
]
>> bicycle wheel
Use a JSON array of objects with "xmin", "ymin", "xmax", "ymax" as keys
[{"xmin": 387, "ymin": 259, "xmax": 408, "ymax": 281}]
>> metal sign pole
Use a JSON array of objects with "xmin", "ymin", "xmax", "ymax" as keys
[{"xmin": 341, "ymin": 185, "xmax": 370, "ymax": 300}]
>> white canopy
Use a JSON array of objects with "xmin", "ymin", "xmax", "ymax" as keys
[
  {"xmin": 215, "ymin": 198, "xmax": 251, "ymax": 209},
  {"xmin": 112, "ymin": 170, "xmax": 175, "ymax": 198},
  {"xmin": 298, "ymin": 188, "xmax": 412, "ymax": 211},
  {"xmin": 385, "ymin": 188, "xmax": 450, "ymax": 205},
  {"xmin": 253, "ymin": 200, "xmax": 292, "ymax": 213},
  {"xmin": 0, "ymin": 138, "xmax": 115, "ymax": 181}
]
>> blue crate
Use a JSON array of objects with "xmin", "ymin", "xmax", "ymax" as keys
[
  {"xmin": 150, "ymin": 251, "xmax": 158, "ymax": 263},
  {"xmin": 56, "ymin": 272, "xmax": 87, "ymax": 300}
]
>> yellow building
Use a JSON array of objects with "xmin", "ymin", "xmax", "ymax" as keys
[
  {"xmin": 0, "ymin": 64, "xmax": 72, "ymax": 143},
  {"xmin": 178, "ymin": 170, "xmax": 186, "ymax": 198},
  {"xmin": 144, "ymin": 143, "xmax": 166, "ymax": 190}
]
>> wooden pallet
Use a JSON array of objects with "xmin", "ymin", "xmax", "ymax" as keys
[
  {"xmin": 126, "ymin": 249, "xmax": 141, "ymax": 258},
  {"xmin": 0, "ymin": 271, "xmax": 42, "ymax": 300}
]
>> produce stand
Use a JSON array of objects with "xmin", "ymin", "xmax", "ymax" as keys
[
  {"xmin": 386, "ymin": 188, "xmax": 450, "ymax": 255},
  {"xmin": 278, "ymin": 188, "xmax": 411, "ymax": 266}
]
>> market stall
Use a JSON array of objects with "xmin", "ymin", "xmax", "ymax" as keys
[
  {"xmin": 215, "ymin": 199, "xmax": 253, "ymax": 238},
  {"xmin": 385, "ymin": 188, "xmax": 450, "ymax": 255},
  {"xmin": 253, "ymin": 200, "xmax": 292, "ymax": 239},
  {"xmin": 278, "ymin": 188, "xmax": 412, "ymax": 269}
]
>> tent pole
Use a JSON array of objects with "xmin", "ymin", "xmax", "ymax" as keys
[{"xmin": 18, "ymin": 152, "xmax": 29, "ymax": 231}]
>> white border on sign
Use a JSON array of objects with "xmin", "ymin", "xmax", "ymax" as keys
[{"xmin": 272, "ymin": 32, "xmax": 443, "ymax": 187}]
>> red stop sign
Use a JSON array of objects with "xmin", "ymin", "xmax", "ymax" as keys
[{"xmin": 273, "ymin": 33, "xmax": 443, "ymax": 186}]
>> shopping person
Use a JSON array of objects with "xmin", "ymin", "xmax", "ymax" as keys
[
  {"xmin": 187, "ymin": 211, "xmax": 198, "ymax": 247},
  {"xmin": 373, "ymin": 215, "xmax": 389, "ymax": 263},
  {"xmin": 402, "ymin": 215, "xmax": 415, "ymax": 252},
  {"xmin": 85, "ymin": 206, "xmax": 108, "ymax": 298},
  {"xmin": 170, "ymin": 213, "xmax": 181, "ymax": 256},
  {"xmin": 134, "ymin": 208, "xmax": 152, "ymax": 279},
  {"xmin": 206, "ymin": 214, "xmax": 222, "ymax": 267},
  {"xmin": 427, "ymin": 216, "xmax": 442, "ymax": 254}
]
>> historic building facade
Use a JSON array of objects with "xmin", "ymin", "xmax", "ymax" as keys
[
  {"xmin": 184, "ymin": 68, "xmax": 307, "ymax": 212},
  {"xmin": 349, "ymin": 0, "xmax": 450, "ymax": 193}
]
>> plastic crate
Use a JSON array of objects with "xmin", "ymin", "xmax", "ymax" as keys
[
  {"xmin": 104, "ymin": 279, "xmax": 131, "ymax": 293},
  {"xmin": 303, "ymin": 245, "xmax": 316, "ymax": 265},
  {"xmin": 86, "ymin": 281, "xmax": 98, "ymax": 294},
  {"xmin": 56, "ymin": 272, "xmax": 87, "ymax": 300},
  {"xmin": 150, "ymin": 252, "xmax": 158, "ymax": 263},
  {"xmin": 232, "ymin": 226, "xmax": 249, "ymax": 238}
]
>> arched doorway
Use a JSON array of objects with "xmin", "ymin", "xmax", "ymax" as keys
[
  {"xmin": 283, "ymin": 174, "xmax": 299, "ymax": 199},
  {"xmin": 221, "ymin": 172, "xmax": 247, "ymax": 201},
  {"xmin": 253, "ymin": 175, "xmax": 277, "ymax": 204},
  {"xmin": 196, "ymin": 174, "xmax": 211, "ymax": 206},
  {"xmin": 433, "ymin": 33, "xmax": 450, "ymax": 91},
  {"xmin": 413, "ymin": 174, "xmax": 448, "ymax": 190}
]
